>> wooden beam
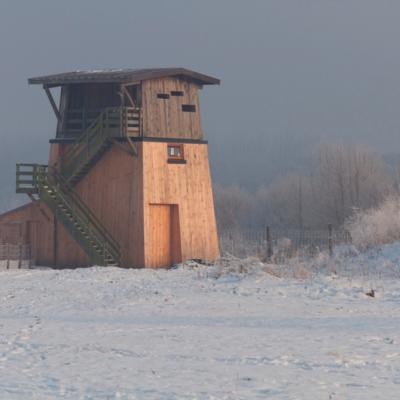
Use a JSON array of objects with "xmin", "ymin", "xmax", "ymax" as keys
[
  {"xmin": 121, "ymin": 85, "xmax": 136, "ymax": 107},
  {"xmin": 119, "ymin": 84, "xmax": 138, "ymax": 157},
  {"xmin": 53, "ymin": 215, "xmax": 58, "ymax": 268},
  {"xmin": 43, "ymin": 85, "xmax": 61, "ymax": 121},
  {"xmin": 111, "ymin": 139, "xmax": 136, "ymax": 157}
]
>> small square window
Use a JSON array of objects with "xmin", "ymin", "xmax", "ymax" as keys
[
  {"xmin": 157, "ymin": 93, "xmax": 170, "ymax": 99},
  {"xmin": 167, "ymin": 144, "xmax": 184, "ymax": 160}
]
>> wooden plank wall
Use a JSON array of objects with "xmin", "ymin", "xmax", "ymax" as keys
[
  {"xmin": 170, "ymin": 204, "xmax": 182, "ymax": 265},
  {"xmin": 75, "ymin": 142, "xmax": 144, "ymax": 267},
  {"xmin": 0, "ymin": 201, "xmax": 90, "ymax": 267},
  {"xmin": 3, "ymin": 142, "xmax": 144, "ymax": 268},
  {"xmin": 0, "ymin": 204, "xmax": 37, "ymax": 246},
  {"xmin": 143, "ymin": 141, "xmax": 220, "ymax": 266},
  {"xmin": 48, "ymin": 143, "xmax": 61, "ymax": 168},
  {"xmin": 0, "ymin": 203, "xmax": 55, "ymax": 266},
  {"xmin": 0, "ymin": 223, "xmax": 22, "ymax": 244},
  {"xmin": 141, "ymin": 78, "xmax": 203, "ymax": 139},
  {"xmin": 1, "ymin": 140, "xmax": 219, "ymax": 268},
  {"xmin": 147, "ymin": 205, "xmax": 172, "ymax": 268}
]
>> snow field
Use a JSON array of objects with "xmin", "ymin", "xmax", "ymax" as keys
[{"xmin": 0, "ymin": 254, "xmax": 399, "ymax": 399}]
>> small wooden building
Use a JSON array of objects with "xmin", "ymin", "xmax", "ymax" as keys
[{"xmin": 0, "ymin": 68, "xmax": 220, "ymax": 268}]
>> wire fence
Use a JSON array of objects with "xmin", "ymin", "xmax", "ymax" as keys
[
  {"xmin": 219, "ymin": 226, "xmax": 352, "ymax": 262},
  {"xmin": 0, "ymin": 243, "xmax": 32, "ymax": 269},
  {"xmin": 0, "ymin": 227, "xmax": 352, "ymax": 269}
]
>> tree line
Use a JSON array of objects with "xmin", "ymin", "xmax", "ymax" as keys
[{"xmin": 214, "ymin": 143, "xmax": 398, "ymax": 232}]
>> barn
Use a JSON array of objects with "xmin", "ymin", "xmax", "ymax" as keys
[{"xmin": 0, "ymin": 68, "xmax": 220, "ymax": 268}]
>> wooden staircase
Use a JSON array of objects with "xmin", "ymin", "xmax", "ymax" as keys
[
  {"xmin": 16, "ymin": 164, "xmax": 120, "ymax": 266},
  {"xmin": 14, "ymin": 106, "xmax": 140, "ymax": 267},
  {"xmin": 60, "ymin": 107, "xmax": 140, "ymax": 185}
]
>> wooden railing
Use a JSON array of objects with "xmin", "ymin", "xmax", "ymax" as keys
[
  {"xmin": 0, "ymin": 243, "xmax": 31, "ymax": 269},
  {"xmin": 61, "ymin": 107, "xmax": 141, "ymax": 137},
  {"xmin": 56, "ymin": 107, "xmax": 139, "ymax": 183},
  {"xmin": 16, "ymin": 163, "xmax": 47, "ymax": 194},
  {"xmin": 63, "ymin": 109, "xmax": 102, "ymax": 133}
]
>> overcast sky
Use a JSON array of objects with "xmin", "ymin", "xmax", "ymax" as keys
[{"xmin": 1, "ymin": 0, "xmax": 400, "ymax": 207}]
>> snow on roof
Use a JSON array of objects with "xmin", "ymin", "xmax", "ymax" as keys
[{"xmin": 28, "ymin": 68, "xmax": 220, "ymax": 86}]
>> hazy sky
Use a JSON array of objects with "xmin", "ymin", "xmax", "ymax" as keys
[{"xmin": 1, "ymin": 0, "xmax": 400, "ymax": 207}]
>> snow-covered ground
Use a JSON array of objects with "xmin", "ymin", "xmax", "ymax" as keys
[{"xmin": 0, "ymin": 246, "xmax": 400, "ymax": 399}]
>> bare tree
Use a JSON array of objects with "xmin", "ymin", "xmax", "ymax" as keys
[
  {"xmin": 213, "ymin": 142, "xmax": 395, "ymax": 232},
  {"xmin": 311, "ymin": 143, "xmax": 394, "ymax": 226},
  {"xmin": 255, "ymin": 174, "xmax": 314, "ymax": 228},
  {"xmin": 213, "ymin": 185, "xmax": 253, "ymax": 232}
]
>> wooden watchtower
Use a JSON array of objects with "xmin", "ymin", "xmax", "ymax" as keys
[{"xmin": 0, "ymin": 68, "xmax": 220, "ymax": 268}]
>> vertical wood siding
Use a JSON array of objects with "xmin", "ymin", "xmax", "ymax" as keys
[
  {"xmin": 141, "ymin": 78, "xmax": 203, "ymax": 139},
  {"xmin": 143, "ymin": 141, "xmax": 220, "ymax": 266}
]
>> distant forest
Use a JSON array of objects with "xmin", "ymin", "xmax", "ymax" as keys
[{"xmin": 214, "ymin": 142, "xmax": 400, "ymax": 232}]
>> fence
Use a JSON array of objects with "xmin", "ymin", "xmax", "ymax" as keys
[
  {"xmin": 0, "ymin": 243, "xmax": 31, "ymax": 269},
  {"xmin": 219, "ymin": 225, "xmax": 352, "ymax": 262}
]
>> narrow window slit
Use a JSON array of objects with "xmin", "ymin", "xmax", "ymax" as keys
[{"xmin": 182, "ymin": 104, "xmax": 196, "ymax": 112}]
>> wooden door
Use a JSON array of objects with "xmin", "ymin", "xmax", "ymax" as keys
[{"xmin": 147, "ymin": 204, "xmax": 182, "ymax": 268}]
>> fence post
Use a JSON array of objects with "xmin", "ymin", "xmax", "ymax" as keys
[
  {"xmin": 18, "ymin": 242, "xmax": 22, "ymax": 269},
  {"xmin": 328, "ymin": 224, "xmax": 333, "ymax": 257},
  {"xmin": 229, "ymin": 232, "xmax": 233, "ymax": 255},
  {"xmin": 266, "ymin": 225, "xmax": 273, "ymax": 261},
  {"xmin": 28, "ymin": 245, "xmax": 32, "ymax": 269},
  {"xmin": 6, "ymin": 243, "xmax": 10, "ymax": 270}
]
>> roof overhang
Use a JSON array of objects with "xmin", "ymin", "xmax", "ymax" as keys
[{"xmin": 28, "ymin": 68, "xmax": 220, "ymax": 87}]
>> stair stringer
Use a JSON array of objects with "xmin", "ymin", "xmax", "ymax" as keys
[{"xmin": 37, "ymin": 200, "xmax": 92, "ymax": 268}]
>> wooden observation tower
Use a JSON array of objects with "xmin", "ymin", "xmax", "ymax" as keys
[{"xmin": 0, "ymin": 68, "xmax": 220, "ymax": 268}]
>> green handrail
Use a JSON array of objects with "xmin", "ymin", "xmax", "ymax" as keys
[
  {"xmin": 56, "ymin": 106, "xmax": 139, "ymax": 181},
  {"xmin": 16, "ymin": 163, "xmax": 121, "ymax": 265},
  {"xmin": 48, "ymin": 167, "xmax": 120, "ymax": 256}
]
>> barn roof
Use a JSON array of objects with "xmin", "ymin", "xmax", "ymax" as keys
[{"xmin": 28, "ymin": 68, "xmax": 220, "ymax": 86}]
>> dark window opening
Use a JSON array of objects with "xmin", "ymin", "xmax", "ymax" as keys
[
  {"xmin": 182, "ymin": 104, "xmax": 196, "ymax": 112},
  {"xmin": 167, "ymin": 144, "xmax": 184, "ymax": 160},
  {"xmin": 171, "ymin": 91, "xmax": 184, "ymax": 97},
  {"xmin": 67, "ymin": 85, "xmax": 84, "ymax": 109},
  {"xmin": 157, "ymin": 93, "xmax": 170, "ymax": 99}
]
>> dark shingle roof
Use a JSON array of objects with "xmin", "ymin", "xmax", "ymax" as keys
[{"xmin": 28, "ymin": 68, "xmax": 220, "ymax": 86}]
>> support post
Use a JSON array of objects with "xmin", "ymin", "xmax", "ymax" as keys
[
  {"xmin": 121, "ymin": 84, "xmax": 136, "ymax": 107},
  {"xmin": 28, "ymin": 246, "xmax": 32, "ymax": 269},
  {"xmin": 119, "ymin": 85, "xmax": 138, "ymax": 156},
  {"xmin": 266, "ymin": 226, "xmax": 273, "ymax": 261},
  {"xmin": 43, "ymin": 85, "xmax": 61, "ymax": 121},
  {"xmin": 53, "ymin": 216, "xmax": 58, "ymax": 268},
  {"xmin": 328, "ymin": 224, "xmax": 333, "ymax": 257},
  {"xmin": 18, "ymin": 242, "xmax": 22, "ymax": 269},
  {"xmin": 6, "ymin": 243, "xmax": 10, "ymax": 270}
]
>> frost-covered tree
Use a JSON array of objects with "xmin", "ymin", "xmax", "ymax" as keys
[{"xmin": 310, "ymin": 143, "xmax": 394, "ymax": 226}]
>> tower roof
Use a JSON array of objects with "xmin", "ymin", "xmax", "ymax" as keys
[{"xmin": 28, "ymin": 68, "xmax": 220, "ymax": 86}]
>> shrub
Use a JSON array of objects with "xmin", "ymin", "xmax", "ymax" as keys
[{"xmin": 346, "ymin": 196, "xmax": 400, "ymax": 250}]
